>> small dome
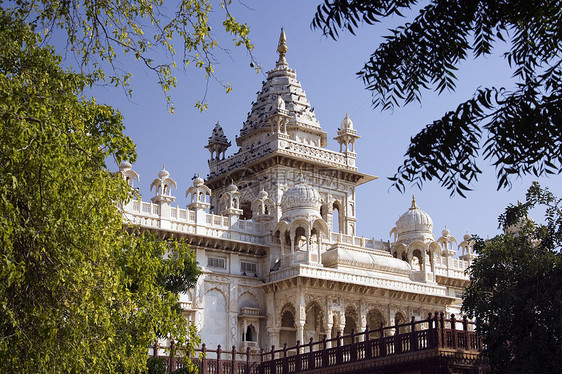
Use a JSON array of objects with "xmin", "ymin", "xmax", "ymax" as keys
[
  {"xmin": 158, "ymin": 165, "xmax": 170, "ymax": 179},
  {"xmin": 341, "ymin": 113, "xmax": 353, "ymax": 130},
  {"xmin": 463, "ymin": 233, "xmax": 472, "ymax": 241},
  {"xmin": 226, "ymin": 183, "xmax": 238, "ymax": 193},
  {"xmin": 280, "ymin": 173, "xmax": 321, "ymax": 212},
  {"xmin": 394, "ymin": 195, "xmax": 434, "ymax": 242},
  {"xmin": 442, "ymin": 226, "xmax": 451, "ymax": 237},
  {"xmin": 119, "ymin": 161, "xmax": 132, "ymax": 171},
  {"xmin": 193, "ymin": 174, "xmax": 205, "ymax": 187},
  {"xmin": 258, "ymin": 188, "xmax": 268, "ymax": 199}
]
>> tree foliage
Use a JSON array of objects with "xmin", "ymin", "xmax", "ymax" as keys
[
  {"xmin": 312, "ymin": 0, "xmax": 562, "ymax": 196},
  {"xmin": 7, "ymin": 0, "xmax": 256, "ymax": 111},
  {"xmin": 462, "ymin": 182, "xmax": 562, "ymax": 373},
  {"xmin": 0, "ymin": 9, "xmax": 200, "ymax": 373}
]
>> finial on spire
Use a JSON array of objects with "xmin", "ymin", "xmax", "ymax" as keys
[
  {"xmin": 277, "ymin": 28, "xmax": 287, "ymax": 64},
  {"xmin": 410, "ymin": 194, "xmax": 418, "ymax": 210}
]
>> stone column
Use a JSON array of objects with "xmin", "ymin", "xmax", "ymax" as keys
[
  {"xmin": 296, "ymin": 293, "xmax": 306, "ymax": 346},
  {"xmin": 357, "ymin": 305, "xmax": 367, "ymax": 342},
  {"xmin": 296, "ymin": 321, "xmax": 305, "ymax": 347},
  {"xmin": 324, "ymin": 318, "xmax": 333, "ymax": 348},
  {"xmin": 267, "ymin": 327, "xmax": 280, "ymax": 351}
]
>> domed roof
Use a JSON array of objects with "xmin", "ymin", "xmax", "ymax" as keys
[
  {"xmin": 158, "ymin": 165, "xmax": 170, "ymax": 179},
  {"xmin": 340, "ymin": 113, "xmax": 353, "ymax": 130},
  {"xmin": 193, "ymin": 174, "xmax": 205, "ymax": 187},
  {"xmin": 257, "ymin": 188, "xmax": 269, "ymax": 200},
  {"xmin": 119, "ymin": 160, "xmax": 132, "ymax": 171},
  {"xmin": 394, "ymin": 196, "xmax": 434, "ymax": 242},
  {"xmin": 226, "ymin": 183, "xmax": 238, "ymax": 193},
  {"xmin": 280, "ymin": 173, "xmax": 321, "ymax": 213}
]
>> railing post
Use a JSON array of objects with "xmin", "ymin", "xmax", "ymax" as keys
[
  {"xmin": 170, "ymin": 340, "xmax": 176, "ymax": 372},
  {"xmin": 201, "ymin": 344, "xmax": 208, "ymax": 374},
  {"xmin": 216, "ymin": 345, "xmax": 222, "ymax": 374},
  {"xmin": 270, "ymin": 345, "xmax": 275, "ymax": 374},
  {"xmin": 295, "ymin": 340, "xmax": 301, "ymax": 373},
  {"xmin": 364, "ymin": 324, "xmax": 372, "ymax": 359},
  {"xmin": 351, "ymin": 328, "xmax": 357, "ymax": 361},
  {"xmin": 336, "ymin": 331, "xmax": 343, "ymax": 364},
  {"xmin": 439, "ymin": 312, "xmax": 445, "ymax": 348},
  {"xmin": 379, "ymin": 322, "xmax": 386, "ymax": 357},
  {"xmin": 451, "ymin": 314, "xmax": 457, "ymax": 349},
  {"xmin": 217, "ymin": 345, "xmax": 222, "ymax": 374},
  {"xmin": 410, "ymin": 316, "xmax": 418, "ymax": 351},
  {"xmin": 282, "ymin": 343, "xmax": 288, "ymax": 374},
  {"xmin": 463, "ymin": 315, "xmax": 469, "ymax": 349},
  {"xmin": 231, "ymin": 345, "xmax": 236, "ymax": 374},
  {"xmin": 259, "ymin": 347, "xmax": 264, "ymax": 374},
  {"xmin": 308, "ymin": 337, "xmax": 314, "ymax": 370},
  {"xmin": 393, "ymin": 322, "xmax": 401, "ymax": 354},
  {"xmin": 246, "ymin": 347, "xmax": 251, "ymax": 374},
  {"xmin": 322, "ymin": 334, "xmax": 329, "ymax": 368},
  {"xmin": 427, "ymin": 313, "xmax": 434, "ymax": 347}
]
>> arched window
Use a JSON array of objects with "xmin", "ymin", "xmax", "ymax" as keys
[
  {"xmin": 332, "ymin": 204, "xmax": 340, "ymax": 232},
  {"xmin": 245, "ymin": 325, "xmax": 256, "ymax": 342}
]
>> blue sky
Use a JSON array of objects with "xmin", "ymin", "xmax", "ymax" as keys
[{"xmin": 85, "ymin": 2, "xmax": 559, "ymax": 244}]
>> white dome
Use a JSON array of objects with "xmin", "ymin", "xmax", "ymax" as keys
[
  {"xmin": 394, "ymin": 196, "xmax": 434, "ymax": 242},
  {"xmin": 158, "ymin": 166, "xmax": 170, "ymax": 179},
  {"xmin": 119, "ymin": 161, "xmax": 132, "ymax": 171},
  {"xmin": 280, "ymin": 174, "xmax": 321, "ymax": 213},
  {"xmin": 258, "ymin": 188, "xmax": 269, "ymax": 199},
  {"xmin": 340, "ymin": 113, "xmax": 353, "ymax": 130},
  {"xmin": 226, "ymin": 183, "xmax": 238, "ymax": 193},
  {"xmin": 193, "ymin": 174, "xmax": 205, "ymax": 187}
]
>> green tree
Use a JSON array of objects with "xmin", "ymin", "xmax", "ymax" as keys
[
  {"xmin": 8, "ymin": 0, "xmax": 256, "ymax": 111},
  {"xmin": 462, "ymin": 182, "xmax": 562, "ymax": 373},
  {"xmin": 312, "ymin": 1, "xmax": 562, "ymax": 196},
  {"xmin": 0, "ymin": 9, "xmax": 200, "ymax": 373}
]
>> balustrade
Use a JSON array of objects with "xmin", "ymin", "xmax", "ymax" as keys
[{"xmin": 154, "ymin": 313, "xmax": 482, "ymax": 374}]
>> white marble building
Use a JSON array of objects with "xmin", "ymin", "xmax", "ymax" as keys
[{"xmin": 120, "ymin": 31, "xmax": 476, "ymax": 353}]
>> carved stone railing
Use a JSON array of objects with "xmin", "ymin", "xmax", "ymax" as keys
[
  {"xmin": 268, "ymin": 264, "xmax": 449, "ymax": 297},
  {"xmin": 329, "ymin": 232, "xmax": 389, "ymax": 251},
  {"xmin": 123, "ymin": 200, "xmax": 265, "ymax": 244}
]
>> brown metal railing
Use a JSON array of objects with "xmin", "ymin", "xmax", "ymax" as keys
[{"xmin": 154, "ymin": 313, "xmax": 482, "ymax": 374}]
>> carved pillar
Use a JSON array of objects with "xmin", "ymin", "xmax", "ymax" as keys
[
  {"xmin": 358, "ymin": 303, "xmax": 367, "ymax": 342},
  {"xmin": 290, "ymin": 229, "xmax": 296, "ymax": 255},
  {"xmin": 306, "ymin": 227, "xmax": 311, "ymax": 262},
  {"xmin": 296, "ymin": 293, "xmax": 306, "ymax": 345},
  {"xmin": 229, "ymin": 280, "xmax": 239, "ymax": 348},
  {"xmin": 317, "ymin": 233, "xmax": 323, "ymax": 264}
]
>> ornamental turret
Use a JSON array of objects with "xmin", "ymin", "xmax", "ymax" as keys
[
  {"xmin": 220, "ymin": 183, "xmax": 243, "ymax": 217},
  {"xmin": 206, "ymin": 122, "xmax": 231, "ymax": 161},
  {"xmin": 437, "ymin": 226, "xmax": 458, "ymax": 257},
  {"xmin": 186, "ymin": 174, "xmax": 211, "ymax": 211},
  {"xmin": 459, "ymin": 233, "xmax": 477, "ymax": 263},
  {"xmin": 118, "ymin": 161, "xmax": 139, "ymax": 188},
  {"xmin": 334, "ymin": 114, "xmax": 360, "ymax": 153},
  {"xmin": 251, "ymin": 188, "xmax": 274, "ymax": 222},
  {"xmin": 150, "ymin": 166, "xmax": 177, "ymax": 204}
]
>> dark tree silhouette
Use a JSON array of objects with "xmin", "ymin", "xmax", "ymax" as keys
[{"xmin": 313, "ymin": 0, "xmax": 562, "ymax": 196}]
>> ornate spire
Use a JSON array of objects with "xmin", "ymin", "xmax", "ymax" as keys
[
  {"xmin": 277, "ymin": 28, "xmax": 287, "ymax": 64},
  {"xmin": 410, "ymin": 194, "xmax": 418, "ymax": 210}
]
